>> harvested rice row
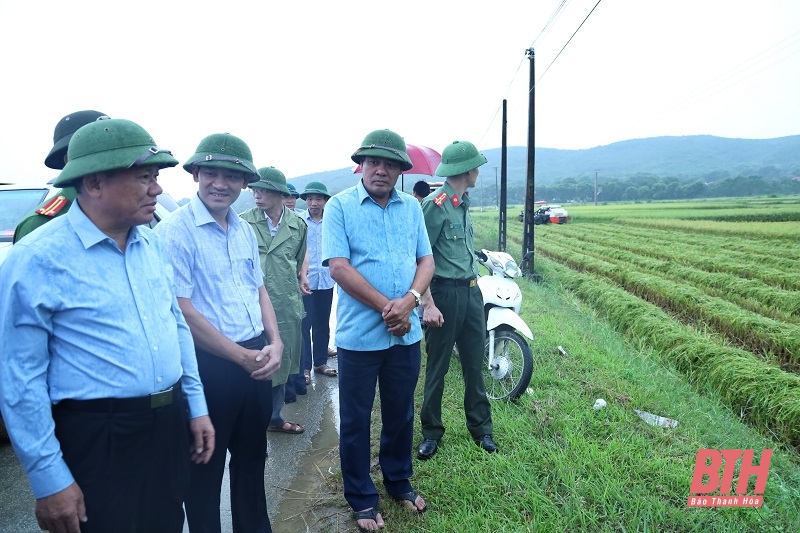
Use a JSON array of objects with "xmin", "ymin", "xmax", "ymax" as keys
[
  {"xmin": 539, "ymin": 224, "xmax": 800, "ymax": 291},
  {"xmin": 533, "ymin": 255, "xmax": 800, "ymax": 447},
  {"xmin": 540, "ymin": 231, "xmax": 800, "ymax": 322},
  {"xmin": 536, "ymin": 242, "xmax": 800, "ymax": 371}
]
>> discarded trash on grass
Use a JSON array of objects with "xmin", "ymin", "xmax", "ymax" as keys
[
  {"xmin": 526, "ymin": 388, "xmax": 534, "ymax": 395},
  {"xmin": 634, "ymin": 409, "xmax": 678, "ymax": 428},
  {"xmin": 593, "ymin": 398, "xmax": 607, "ymax": 410},
  {"xmin": 557, "ymin": 346, "xmax": 568, "ymax": 356}
]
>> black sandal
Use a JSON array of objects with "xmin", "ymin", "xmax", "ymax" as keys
[
  {"xmin": 390, "ymin": 490, "xmax": 427, "ymax": 513},
  {"xmin": 352, "ymin": 507, "xmax": 382, "ymax": 532}
]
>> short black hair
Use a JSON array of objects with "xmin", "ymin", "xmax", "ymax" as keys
[{"xmin": 413, "ymin": 180, "xmax": 431, "ymax": 197}]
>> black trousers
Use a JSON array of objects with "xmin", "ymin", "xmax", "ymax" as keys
[
  {"xmin": 52, "ymin": 385, "xmax": 190, "ymax": 533},
  {"xmin": 185, "ymin": 335, "xmax": 273, "ymax": 533},
  {"xmin": 301, "ymin": 287, "xmax": 334, "ymax": 369}
]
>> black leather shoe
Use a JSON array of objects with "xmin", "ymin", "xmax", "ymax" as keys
[
  {"xmin": 474, "ymin": 434, "xmax": 499, "ymax": 453},
  {"xmin": 417, "ymin": 438, "xmax": 439, "ymax": 460}
]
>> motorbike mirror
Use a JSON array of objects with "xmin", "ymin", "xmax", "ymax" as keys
[
  {"xmin": 476, "ymin": 250, "xmax": 488, "ymax": 262},
  {"xmin": 522, "ymin": 250, "xmax": 534, "ymax": 262}
]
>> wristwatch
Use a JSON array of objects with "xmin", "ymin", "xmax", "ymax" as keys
[{"xmin": 408, "ymin": 289, "xmax": 422, "ymax": 307}]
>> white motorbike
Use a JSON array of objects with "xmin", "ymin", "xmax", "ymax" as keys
[{"xmin": 475, "ymin": 249, "xmax": 534, "ymax": 401}]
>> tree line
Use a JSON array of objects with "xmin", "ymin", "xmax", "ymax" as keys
[{"xmin": 530, "ymin": 173, "xmax": 800, "ymax": 204}]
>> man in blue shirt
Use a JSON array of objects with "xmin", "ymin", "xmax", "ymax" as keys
[
  {"xmin": 0, "ymin": 118, "xmax": 214, "ymax": 533},
  {"xmin": 323, "ymin": 129, "xmax": 434, "ymax": 532},
  {"xmin": 155, "ymin": 133, "xmax": 283, "ymax": 533},
  {"xmin": 299, "ymin": 181, "xmax": 337, "ymax": 382}
]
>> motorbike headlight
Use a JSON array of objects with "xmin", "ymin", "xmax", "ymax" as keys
[{"xmin": 506, "ymin": 263, "xmax": 521, "ymax": 278}]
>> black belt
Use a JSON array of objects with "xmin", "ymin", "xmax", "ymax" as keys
[
  {"xmin": 54, "ymin": 381, "xmax": 182, "ymax": 413},
  {"xmin": 431, "ymin": 277, "xmax": 477, "ymax": 287},
  {"xmin": 237, "ymin": 332, "xmax": 266, "ymax": 350}
]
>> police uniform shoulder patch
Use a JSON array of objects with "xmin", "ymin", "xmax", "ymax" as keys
[
  {"xmin": 433, "ymin": 192, "xmax": 448, "ymax": 207},
  {"xmin": 36, "ymin": 195, "xmax": 70, "ymax": 217}
]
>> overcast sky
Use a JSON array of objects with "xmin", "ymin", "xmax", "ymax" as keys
[{"xmin": 1, "ymin": 0, "xmax": 798, "ymax": 199}]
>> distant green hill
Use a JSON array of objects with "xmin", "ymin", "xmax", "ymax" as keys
[{"xmin": 288, "ymin": 134, "xmax": 800, "ymax": 198}]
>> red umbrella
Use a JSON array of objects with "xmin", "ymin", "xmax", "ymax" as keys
[
  {"xmin": 353, "ymin": 143, "xmax": 442, "ymax": 176},
  {"xmin": 353, "ymin": 143, "xmax": 442, "ymax": 192}
]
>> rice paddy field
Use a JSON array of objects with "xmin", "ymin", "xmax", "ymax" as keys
[
  {"xmin": 399, "ymin": 195, "xmax": 799, "ymax": 532},
  {"xmin": 305, "ymin": 196, "xmax": 800, "ymax": 533},
  {"xmin": 513, "ymin": 197, "xmax": 800, "ymax": 450}
]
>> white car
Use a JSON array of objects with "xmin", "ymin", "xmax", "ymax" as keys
[{"xmin": 0, "ymin": 181, "xmax": 179, "ymax": 267}]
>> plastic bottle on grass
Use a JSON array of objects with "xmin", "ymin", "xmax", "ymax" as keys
[{"xmin": 634, "ymin": 409, "xmax": 678, "ymax": 428}]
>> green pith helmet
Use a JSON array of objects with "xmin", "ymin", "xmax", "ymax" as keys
[
  {"xmin": 251, "ymin": 166, "xmax": 290, "ymax": 195},
  {"xmin": 54, "ymin": 118, "xmax": 179, "ymax": 187},
  {"xmin": 285, "ymin": 182, "xmax": 300, "ymax": 198},
  {"xmin": 183, "ymin": 132, "xmax": 259, "ymax": 183},
  {"xmin": 300, "ymin": 181, "xmax": 331, "ymax": 200},
  {"xmin": 351, "ymin": 129, "xmax": 413, "ymax": 171},
  {"xmin": 45, "ymin": 110, "xmax": 110, "ymax": 170},
  {"xmin": 435, "ymin": 140, "xmax": 488, "ymax": 177}
]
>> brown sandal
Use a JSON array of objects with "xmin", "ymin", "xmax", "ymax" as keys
[
  {"xmin": 267, "ymin": 421, "xmax": 304, "ymax": 434},
  {"xmin": 314, "ymin": 364, "xmax": 338, "ymax": 377},
  {"xmin": 304, "ymin": 370, "xmax": 311, "ymax": 385}
]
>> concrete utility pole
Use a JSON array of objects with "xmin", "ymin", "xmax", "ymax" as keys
[
  {"xmin": 498, "ymin": 99, "xmax": 508, "ymax": 253},
  {"xmin": 522, "ymin": 48, "xmax": 540, "ymax": 281},
  {"xmin": 494, "ymin": 166, "xmax": 499, "ymax": 210},
  {"xmin": 594, "ymin": 170, "xmax": 598, "ymax": 206}
]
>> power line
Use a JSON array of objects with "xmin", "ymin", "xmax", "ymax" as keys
[
  {"xmin": 534, "ymin": 0, "xmax": 603, "ymax": 88},
  {"xmin": 640, "ymin": 30, "xmax": 800, "ymax": 126},
  {"xmin": 476, "ymin": 0, "xmax": 590, "ymax": 147},
  {"xmin": 531, "ymin": 0, "xmax": 572, "ymax": 48}
]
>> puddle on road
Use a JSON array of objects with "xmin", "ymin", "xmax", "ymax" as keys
[
  {"xmin": 272, "ymin": 396, "xmax": 345, "ymax": 533},
  {"xmin": 272, "ymin": 290, "xmax": 345, "ymax": 532}
]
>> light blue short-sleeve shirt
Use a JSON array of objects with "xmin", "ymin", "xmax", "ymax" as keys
[
  {"xmin": 322, "ymin": 181, "xmax": 431, "ymax": 350},
  {"xmin": 302, "ymin": 210, "xmax": 334, "ymax": 291},
  {"xmin": 0, "ymin": 201, "xmax": 206, "ymax": 499},
  {"xmin": 154, "ymin": 194, "xmax": 265, "ymax": 342}
]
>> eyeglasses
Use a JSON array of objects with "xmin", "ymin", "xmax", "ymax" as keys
[{"xmin": 129, "ymin": 147, "xmax": 172, "ymax": 168}]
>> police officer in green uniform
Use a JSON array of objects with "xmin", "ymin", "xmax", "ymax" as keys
[
  {"xmin": 417, "ymin": 140, "xmax": 498, "ymax": 460},
  {"xmin": 13, "ymin": 110, "xmax": 108, "ymax": 243}
]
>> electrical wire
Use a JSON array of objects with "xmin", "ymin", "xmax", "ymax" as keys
[
  {"xmin": 476, "ymin": 0, "xmax": 583, "ymax": 147},
  {"xmin": 534, "ymin": 0, "xmax": 603, "ymax": 88},
  {"xmin": 640, "ymin": 30, "xmax": 800, "ymax": 127}
]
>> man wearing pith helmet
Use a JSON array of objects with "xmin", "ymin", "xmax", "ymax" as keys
[
  {"xmin": 0, "ymin": 118, "xmax": 213, "ymax": 533},
  {"xmin": 13, "ymin": 109, "xmax": 109, "ymax": 243},
  {"xmin": 417, "ymin": 140, "xmax": 498, "ymax": 461},
  {"xmin": 155, "ymin": 133, "xmax": 283, "ymax": 533},
  {"xmin": 283, "ymin": 182, "xmax": 303, "ymax": 213},
  {"xmin": 323, "ymin": 129, "xmax": 434, "ymax": 531},
  {"xmin": 240, "ymin": 167, "xmax": 310, "ymax": 435}
]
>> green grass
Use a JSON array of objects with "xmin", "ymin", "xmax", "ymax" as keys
[
  {"xmin": 396, "ymin": 273, "xmax": 800, "ymax": 532},
  {"xmin": 311, "ymin": 199, "xmax": 800, "ymax": 532}
]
